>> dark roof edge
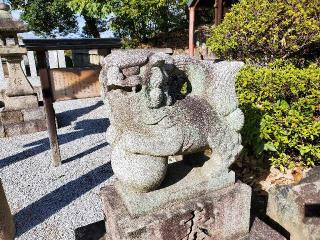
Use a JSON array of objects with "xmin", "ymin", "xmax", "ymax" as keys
[{"xmin": 22, "ymin": 38, "xmax": 122, "ymax": 51}]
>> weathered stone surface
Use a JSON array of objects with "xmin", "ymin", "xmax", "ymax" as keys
[
  {"xmin": 267, "ymin": 167, "xmax": 320, "ymax": 240},
  {"xmin": 22, "ymin": 106, "xmax": 46, "ymax": 121},
  {"xmin": 249, "ymin": 218, "xmax": 286, "ymax": 240},
  {"xmin": 0, "ymin": 179, "xmax": 15, "ymax": 240},
  {"xmin": 0, "ymin": 125, "xmax": 4, "ymax": 138},
  {"xmin": 4, "ymin": 119, "xmax": 47, "ymax": 137},
  {"xmin": 0, "ymin": 109, "xmax": 23, "ymax": 124},
  {"xmin": 101, "ymin": 181, "xmax": 251, "ymax": 240},
  {"xmin": 116, "ymin": 160, "xmax": 235, "ymax": 216},
  {"xmin": 100, "ymin": 50, "xmax": 244, "ymax": 193},
  {"xmin": 4, "ymin": 95, "xmax": 38, "ymax": 110}
]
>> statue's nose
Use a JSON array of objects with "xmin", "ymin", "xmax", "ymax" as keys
[{"xmin": 107, "ymin": 66, "xmax": 124, "ymax": 85}]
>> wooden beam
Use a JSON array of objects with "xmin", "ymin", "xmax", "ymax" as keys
[
  {"xmin": 189, "ymin": 6, "xmax": 196, "ymax": 56},
  {"xmin": 23, "ymin": 38, "xmax": 122, "ymax": 51},
  {"xmin": 36, "ymin": 50, "xmax": 61, "ymax": 167}
]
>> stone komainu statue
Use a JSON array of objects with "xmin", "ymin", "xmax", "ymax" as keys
[{"xmin": 100, "ymin": 50, "xmax": 244, "ymax": 193}]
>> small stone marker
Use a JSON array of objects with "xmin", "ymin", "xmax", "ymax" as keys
[
  {"xmin": 267, "ymin": 166, "xmax": 320, "ymax": 240},
  {"xmin": 0, "ymin": 179, "xmax": 15, "ymax": 240},
  {"xmin": 99, "ymin": 50, "xmax": 251, "ymax": 239}
]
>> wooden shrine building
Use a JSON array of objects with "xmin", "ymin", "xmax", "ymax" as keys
[{"xmin": 188, "ymin": 0, "xmax": 238, "ymax": 56}]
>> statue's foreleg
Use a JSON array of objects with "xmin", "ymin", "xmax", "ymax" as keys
[
  {"xmin": 203, "ymin": 127, "xmax": 242, "ymax": 177},
  {"xmin": 119, "ymin": 128, "xmax": 184, "ymax": 157}
]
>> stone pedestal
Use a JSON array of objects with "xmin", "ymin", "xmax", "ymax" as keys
[
  {"xmin": 0, "ymin": 179, "xmax": 15, "ymax": 240},
  {"xmin": 101, "ymin": 181, "xmax": 251, "ymax": 240}
]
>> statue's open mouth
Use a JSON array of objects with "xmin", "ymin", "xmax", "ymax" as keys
[{"xmin": 107, "ymin": 84, "xmax": 142, "ymax": 93}]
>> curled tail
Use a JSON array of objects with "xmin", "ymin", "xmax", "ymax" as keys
[
  {"xmin": 204, "ymin": 60, "xmax": 244, "ymax": 131},
  {"xmin": 171, "ymin": 57, "xmax": 245, "ymax": 167},
  {"xmin": 198, "ymin": 61, "xmax": 245, "ymax": 171}
]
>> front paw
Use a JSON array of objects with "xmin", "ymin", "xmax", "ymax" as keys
[
  {"xmin": 118, "ymin": 133, "xmax": 138, "ymax": 153},
  {"xmin": 106, "ymin": 127, "xmax": 120, "ymax": 145}
]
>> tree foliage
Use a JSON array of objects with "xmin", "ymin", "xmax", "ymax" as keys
[
  {"xmin": 69, "ymin": 0, "xmax": 189, "ymax": 45},
  {"xmin": 207, "ymin": 0, "xmax": 320, "ymax": 62},
  {"xmin": 237, "ymin": 62, "xmax": 320, "ymax": 169},
  {"xmin": 9, "ymin": 0, "xmax": 78, "ymax": 37},
  {"xmin": 9, "ymin": 0, "xmax": 105, "ymax": 38}
]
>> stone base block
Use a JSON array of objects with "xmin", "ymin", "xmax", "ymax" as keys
[
  {"xmin": 4, "ymin": 95, "xmax": 39, "ymax": 110},
  {"xmin": 3, "ymin": 119, "xmax": 47, "ymax": 137},
  {"xmin": 267, "ymin": 166, "xmax": 320, "ymax": 240},
  {"xmin": 0, "ymin": 109, "xmax": 23, "ymax": 125},
  {"xmin": 101, "ymin": 182, "xmax": 251, "ymax": 240},
  {"xmin": 0, "ymin": 107, "xmax": 47, "ymax": 137}
]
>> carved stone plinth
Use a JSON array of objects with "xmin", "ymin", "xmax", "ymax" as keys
[
  {"xmin": 101, "ymin": 181, "xmax": 251, "ymax": 240},
  {"xmin": 4, "ymin": 95, "xmax": 39, "ymax": 110},
  {"xmin": 5, "ymin": 54, "xmax": 34, "ymax": 97}
]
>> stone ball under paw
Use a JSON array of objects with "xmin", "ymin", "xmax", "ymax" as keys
[{"xmin": 111, "ymin": 146, "xmax": 168, "ymax": 192}]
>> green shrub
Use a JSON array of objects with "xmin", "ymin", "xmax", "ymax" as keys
[
  {"xmin": 207, "ymin": 0, "xmax": 320, "ymax": 62},
  {"xmin": 237, "ymin": 62, "xmax": 320, "ymax": 170}
]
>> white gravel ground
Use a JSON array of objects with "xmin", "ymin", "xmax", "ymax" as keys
[{"xmin": 0, "ymin": 98, "xmax": 114, "ymax": 240}]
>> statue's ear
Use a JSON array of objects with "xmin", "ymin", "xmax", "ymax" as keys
[{"xmin": 152, "ymin": 59, "xmax": 165, "ymax": 68}]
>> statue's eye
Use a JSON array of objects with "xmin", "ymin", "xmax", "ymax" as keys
[{"xmin": 135, "ymin": 84, "xmax": 142, "ymax": 93}]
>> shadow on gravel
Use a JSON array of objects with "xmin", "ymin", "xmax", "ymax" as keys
[
  {"xmin": 63, "ymin": 142, "xmax": 109, "ymax": 164},
  {"xmin": 14, "ymin": 162, "xmax": 113, "ymax": 237},
  {"xmin": 56, "ymin": 101, "xmax": 104, "ymax": 128},
  {"xmin": 0, "ymin": 118, "xmax": 110, "ymax": 169}
]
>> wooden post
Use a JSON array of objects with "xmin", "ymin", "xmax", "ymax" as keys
[
  {"xmin": 0, "ymin": 56, "xmax": 4, "ymax": 84},
  {"xmin": 0, "ymin": 179, "xmax": 15, "ymax": 240},
  {"xmin": 36, "ymin": 50, "xmax": 61, "ymax": 167},
  {"xmin": 189, "ymin": 7, "xmax": 196, "ymax": 56},
  {"xmin": 214, "ymin": 0, "xmax": 224, "ymax": 25}
]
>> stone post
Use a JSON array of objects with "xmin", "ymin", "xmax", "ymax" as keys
[
  {"xmin": 0, "ymin": 179, "xmax": 15, "ymax": 240},
  {"xmin": 57, "ymin": 50, "xmax": 66, "ymax": 68},
  {"xmin": 48, "ymin": 50, "xmax": 59, "ymax": 69},
  {"xmin": 27, "ymin": 51, "xmax": 37, "ymax": 78}
]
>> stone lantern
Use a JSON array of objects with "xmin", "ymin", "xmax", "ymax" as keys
[{"xmin": 0, "ymin": 3, "xmax": 46, "ymax": 137}]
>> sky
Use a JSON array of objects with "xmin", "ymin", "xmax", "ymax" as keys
[{"xmin": 11, "ymin": 10, "xmax": 114, "ymax": 39}]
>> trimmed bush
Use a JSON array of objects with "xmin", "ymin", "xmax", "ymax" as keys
[
  {"xmin": 237, "ymin": 62, "xmax": 320, "ymax": 170},
  {"xmin": 207, "ymin": 0, "xmax": 320, "ymax": 62}
]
